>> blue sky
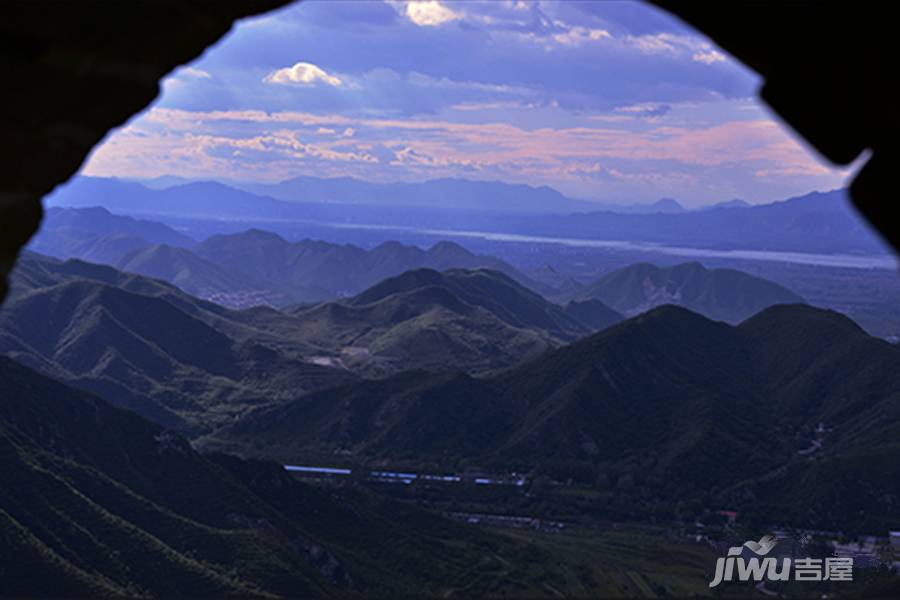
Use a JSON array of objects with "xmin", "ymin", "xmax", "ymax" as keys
[{"xmin": 82, "ymin": 0, "xmax": 849, "ymax": 207}]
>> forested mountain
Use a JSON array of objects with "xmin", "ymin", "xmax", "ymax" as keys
[
  {"xmin": 1, "ymin": 253, "xmax": 352, "ymax": 433},
  {"xmin": 287, "ymin": 268, "xmax": 622, "ymax": 376},
  {"xmin": 2, "ymin": 255, "xmax": 618, "ymax": 429},
  {"xmin": 214, "ymin": 304, "xmax": 900, "ymax": 532},
  {"xmin": 4, "ymin": 356, "xmax": 688, "ymax": 597}
]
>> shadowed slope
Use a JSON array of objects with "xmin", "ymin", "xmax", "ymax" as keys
[
  {"xmin": 4, "ymin": 356, "xmax": 625, "ymax": 597},
  {"xmin": 215, "ymin": 304, "xmax": 900, "ymax": 531}
]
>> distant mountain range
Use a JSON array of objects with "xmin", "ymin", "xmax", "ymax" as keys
[
  {"xmin": 502, "ymin": 189, "xmax": 889, "ymax": 254},
  {"xmin": 131, "ymin": 175, "xmax": 736, "ymax": 215},
  {"xmin": 28, "ymin": 206, "xmax": 195, "ymax": 263},
  {"xmin": 568, "ymin": 261, "xmax": 805, "ymax": 323},
  {"xmin": 27, "ymin": 206, "xmax": 818, "ymax": 331},
  {"xmin": 49, "ymin": 175, "xmax": 596, "ymax": 216},
  {"xmin": 29, "ymin": 208, "xmax": 316, "ymax": 305},
  {"xmin": 701, "ymin": 198, "xmax": 751, "ymax": 210},
  {"xmin": 46, "ymin": 177, "xmax": 296, "ymax": 219},
  {"xmin": 193, "ymin": 229, "xmax": 552, "ymax": 302},
  {"xmin": 590, "ymin": 197, "xmax": 686, "ymax": 214},
  {"xmin": 25, "ymin": 205, "xmax": 833, "ymax": 341},
  {"xmin": 37, "ymin": 205, "xmax": 195, "ymax": 246},
  {"xmin": 46, "ymin": 177, "xmax": 891, "ymax": 255},
  {"xmin": 233, "ymin": 175, "xmax": 597, "ymax": 213},
  {"xmin": 212, "ymin": 303, "xmax": 900, "ymax": 532},
  {"xmin": 29, "ymin": 207, "xmax": 550, "ymax": 307}
]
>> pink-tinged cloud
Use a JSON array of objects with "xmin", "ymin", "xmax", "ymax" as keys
[{"xmin": 82, "ymin": 106, "xmax": 846, "ymax": 204}]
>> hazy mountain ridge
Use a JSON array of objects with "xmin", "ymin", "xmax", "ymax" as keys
[
  {"xmin": 26, "ymin": 207, "xmax": 285, "ymax": 306},
  {"xmin": 194, "ymin": 229, "xmax": 552, "ymax": 301},
  {"xmin": 589, "ymin": 197, "xmax": 686, "ymax": 214},
  {"xmin": 28, "ymin": 206, "xmax": 195, "ymax": 266},
  {"xmin": 115, "ymin": 243, "xmax": 281, "ymax": 302},
  {"xmin": 36, "ymin": 206, "xmax": 195, "ymax": 247},
  {"xmin": 29, "ymin": 205, "xmax": 552, "ymax": 307},
  {"xmin": 45, "ymin": 177, "xmax": 890, "ymax": 256},
  {"xmin": 570, "ymin": 261, "xmax": 805, "ymax": 323},
  {"xmin": 47, "ymin": 175, "xmax": 591, "ymax": 220},
  {"xmin": 46, "ymin": 177, "xmax": 293, "ymax": 219},
  {"xmin": 234, "ymin": 175, "xmax": 596, "ymax": 213},
  {"xmin": 505, "ymin": 189, "xmax": 890, "ymax": 254}
]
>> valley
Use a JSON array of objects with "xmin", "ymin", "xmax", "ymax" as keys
[{"xmin": 5, "ymin": 195, "xmax": 899, "ymax": 598}]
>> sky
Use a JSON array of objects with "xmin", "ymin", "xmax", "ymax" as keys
[{"xmin": 81, "ymin": 0, "xmax": 850, "ymax": 208}]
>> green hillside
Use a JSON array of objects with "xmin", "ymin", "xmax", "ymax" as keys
[
  {"xmin": 213, "ymin": 304, "xmax": 900, "ymax": 532},
  {"xmin": 2, "ymin": 254, "xmax": 353, "ymax": 434},
  {"xmin": 288, "ymin": 268, "xmax": 622, "ymax": 376},
  {"xmin": 2, "ymin": 255, "xmax": 621, "ymax": 429}
]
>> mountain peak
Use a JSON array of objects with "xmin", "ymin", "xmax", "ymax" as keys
[
  {"xmin": 739, "ymin": 303, "xmax": 866, "ymax": 336},
  {"xmin": 707, "ymin": 198, "xmax": 751, "ymax": 210},
  {"xmin": 225, "ymin": 174, "xmax": 591, "ymax": 213},
  {"xmin": 168, "ymin": 180, "xmax": 234, "ymax": 193},
  {"xmin": 669, "ymin": 261, "xmax": 706, "ymax": 274},
  {"xmin": 233, "ymin": 228, "xmax": 289, "ymax": 244},
  {"xmin": 632, "ymin": 302, "xmax": 706, "ymax": 322},
  {"xmin": 370, "ymin": 240, "xmax": 411, "ymax": 254},
  {"xmin": 652, "ymin": 197, "xmax": 684, "ymax": 212},
  {"xmin": 349, "ymin": 268, "xmax": 446, "ymax": 305},
  {"xmin": 428, "ymin": 240, "xmax": 472, "ymax": 257}
]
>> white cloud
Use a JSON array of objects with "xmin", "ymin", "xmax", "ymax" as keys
[
  {"xmin": 627, "ymin": 33, "xmax": 680, "ymax": 54},
  {"xmin": 263, "ymin": 62, "xmax": 342, "ymax": 87},
  {"xmin": 551, "ymin": 26, "xmax": 611, "ymax": 47},
  {"xmin": 179, "ymin": 66, "xmax": 212, "ymax": 79},
  {"xmin": 405, "ymin": 1, "xmax": 459, "ymax": 27},
  {"xmin": 614, "ymin": 103, "xmax": 671, "ymax": 119},
  {"xmin": 406, "ymin": 71, "xmax": 532, "ymax": 95},
  {"xmin": 162, "ymin": 66, "xmax": 212, "ymax": 90},
  {"xmin": 626, "ymin": 33, "xmax": 727, "ymax": 67},
  {"xmin": 692, "ymin": 49, "xmax": 726, "ymax": 65}
]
